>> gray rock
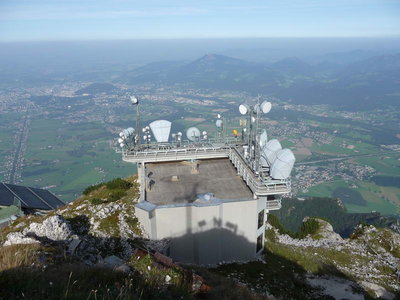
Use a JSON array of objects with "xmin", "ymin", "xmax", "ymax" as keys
[
  {"xmin": 103, "ymin": 255, "xmax": 125, "ymax": 267},
  {"xmin": 115, "ymin": 264, "xmax": 131, "ymax": 273},
  {"xmin": 360, "ymin": 281, "xmax": 395, "ymax": 300},
  {"xmin": 68, "ymin": 238, "xmax": 82, "ymax": 254}
]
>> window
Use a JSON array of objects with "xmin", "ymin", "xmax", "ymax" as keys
[
  {"xmin": 256, "ymin": 234, "xmax": 263, "ymax": 253},
  {"xmin": 258, "ymin": 210, "xmax": 264, "ymax": 229}
]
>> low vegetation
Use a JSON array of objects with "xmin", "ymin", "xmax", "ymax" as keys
[{"xmin": 267, "ymin": 214, "xmax": 320, "ymax": 239}]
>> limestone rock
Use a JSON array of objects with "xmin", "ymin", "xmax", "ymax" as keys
[
  {"xmin": 360, "ymin": 281, "xmax": 395, "ymax": 300},
  {"xmin": 23, "ymin": 215, "xmax": 73, "ymax": 241},
  {"xmin": 3, "ymin": 232, "xmax": 39, "ymax": 246}
]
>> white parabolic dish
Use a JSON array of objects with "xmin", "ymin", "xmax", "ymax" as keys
[
  {"xmin": 259, "ymin": 129, "xmax": 268, "ymax": 148},
  {"xmin": 149, "ymin": 120, "xmax": 172, "ymax": 143},
  {"xmin": 239, "ymin": 104, "xmax": 249, "ymax": 115},
  {"xmin": 270, "ymin": 149, "xmax": 296, "ymax": 180},
  {"xmin": 260, "ymin": 101, "xmax": 272, "ymax": 114},
  {"xmin": 260, "ymin": 139, "xmax": 282, "ymax": 166},
  {"xmin": 186, "ymin": 127, "xmax": 201, "ymax": 141}
]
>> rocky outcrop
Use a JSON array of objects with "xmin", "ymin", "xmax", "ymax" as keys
[
  {"xmin": 268, "ymin": 217, "xmax": 400, "ymax": 298},
  {"xmin": 4, "ymin": 215, "xmax": 73, "ymax": 246},
  {"xmin": 276, "ymin": 218, "xmax": 344, "ymax": 248}
]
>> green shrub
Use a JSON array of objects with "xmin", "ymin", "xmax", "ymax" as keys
[
  {"xmin": 82, "ymin": 183, "xmax": 104, "ymax": 195},
  {"xmin": 294, "ymin": 218, "xmax": 320, "ymax": 239},
  {"xmin": 267, "ymin": 214, "xmax": 290, "ymax": 235},
  {"xmin": 107, "ymin": 190, "xmax": 127, "ymax": 202},
  {"xmin": 89, "ymin": 198, "xmax": 103, "ymax": 205},
  {"xmin": 268, "ymin": 215, "xmax": 321, "ymax": 239},
  {"xmin": 265, "ymin": 228, "xmax": 277, "ymax": 242},
  {"xmin": 106, "ymin": 178, "xmax": 132, "ymax": 190}
]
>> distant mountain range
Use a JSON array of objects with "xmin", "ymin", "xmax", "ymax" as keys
[{"xmin": 120, "ymin": 53, "xmax": 400, "ymax": 110}]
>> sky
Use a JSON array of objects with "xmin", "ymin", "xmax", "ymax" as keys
[{"xmin": 0, "ymin": 0, "xmax": 399, "ymax": 41}]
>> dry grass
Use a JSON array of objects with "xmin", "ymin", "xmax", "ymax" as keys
[{"xmin": 0, "ymin": 244, "xmax": 43, "ymax": 271}]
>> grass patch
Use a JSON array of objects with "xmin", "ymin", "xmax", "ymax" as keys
[
  {"xmin": 0, "ymin": 263, "xmax": 192, "ymax": 300},
  {"xmin": 89, "ymin": 197, "xmax": 103, "ymax": 205},
  {"xmin": 98, "ymin": 212, "xmax": 120, "ymax": 236},
  {"xmin": 105, "ymin": 178, "xmax": 132, "ymax": 190},
  {"xmin": 82, "ymin": 183, "xmax": 105, "ymax": 196}
]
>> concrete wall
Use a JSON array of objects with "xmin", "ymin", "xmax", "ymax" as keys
[{"xmin": 135, "ymin": 198, "xmax": 265, "ymax": 265}]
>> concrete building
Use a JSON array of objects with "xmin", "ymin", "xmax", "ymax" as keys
[
  {"xmin": 124, "ymin": 147, "xmax": 289, "ymax": 265},
  {"xmin": 119, "ymin": 99, "xmax": 293, "ymax": 265}
]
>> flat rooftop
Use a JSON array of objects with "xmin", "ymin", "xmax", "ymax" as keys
[{"xmin": 145, "ymin": 158, "xmax": 252, "ymax": 205}]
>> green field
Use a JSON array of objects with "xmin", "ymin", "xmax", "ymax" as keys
[
  {"xmin": 300, "ymin": 179, "xmax": 399, "ymax": 214},
  {"xmin": 21, "ymin": 118, "xmax": 135, "ymax": 202}
]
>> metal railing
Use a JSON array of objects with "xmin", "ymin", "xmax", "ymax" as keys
[
  {"xmin": 228, "ymin": 148, "xmax": 290, "ymax": 196},
  {"xmin": 266, "ymin": 199, "xmax": 282, "ymax": 210},
  {"xmin": 123, "ymin": 145, "xmax": 231, "ymax": 163},
  {"xmin": 123, "ymin": 142, "xmax": 291, "ymax": 198}
]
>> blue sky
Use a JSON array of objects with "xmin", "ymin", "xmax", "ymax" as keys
[{"xmin": 0, "ymin": 0, "xmax": 399, "ymax": 41}]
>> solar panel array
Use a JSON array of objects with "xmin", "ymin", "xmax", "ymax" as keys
[{"xmin": 0, "ymin": 183, "xmax": 64, "ymax": 210}]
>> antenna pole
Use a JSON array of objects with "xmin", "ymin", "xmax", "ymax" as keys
[
  {"xmin": 255, "ymin": 95, "xmax": 262, "ymax": 174},
  {"xmin": 136, "ymin": 101, "xmax": 140, "ymax": 146}
]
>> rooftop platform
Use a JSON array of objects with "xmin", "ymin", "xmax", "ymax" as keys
[{"xmin": 145, "ymin": 158, "xmax": 253, "ymax": 205}]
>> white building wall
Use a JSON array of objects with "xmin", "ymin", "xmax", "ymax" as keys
[{"xmin": 135, "ymin": 198, "xmax": 262, "ymax": 265}]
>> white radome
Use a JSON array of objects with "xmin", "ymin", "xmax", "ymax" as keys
[
  {"xmin": 260, "ymin": 139, "xmax": 282, "ymax": 167},
  {"xmin": 270, "ymin": 149, "xmax": 296, "ymax": 179}
]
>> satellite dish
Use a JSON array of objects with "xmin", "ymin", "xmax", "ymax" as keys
[
  {"xmin": 149, "ymin": 120, "xmax": 171, "ymax": 143},
  {"xmin": 239, "ymin": 104, "xmax": 250, "ymax": 115},
  {"xmin": 122, "ymin": 127, "xmax": 134, "ymax": 138},
  {"xmin": 260, "ymin": 139, "xmax": 282, "ymax": 167},
  {"xmin": 216, "ymin": 119, "xmax": 223, "ymax": 128},
  {"xmin": 118, "ymin": 138, "xmax": 124, "ymax": 144},
  {"xmin": 270, "ymin": 149, "xmax": 296, "ymax": 179},
  {"xmin": 217, "ymin": 114, "xmax": 221, "ymax": 119},
  {"xmin": 260, "ymin": 101, "xmax": 272, "ymax": 114},
  {"xmin": 130, "ymin": 96, "xmax": 139, "ymax": 104},
  {"xmin": 126, "ymin": 127, "xmax": 134, "ymax": 135},
  {"xmin": 259, "ymin": 130, "xmax": 268, "ymax": 148},
  {"xmin": 186, "ymin": 127, "xmax": 201, "ymax": 141}
]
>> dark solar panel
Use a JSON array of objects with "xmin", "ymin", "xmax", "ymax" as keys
[
  {"xmin": 29, "ymin": 187, "xmax": 64, "ymax": 209},
  {"xmin": 5, "ymin": 184, "xmax": 51, "ymax": 210},
  {"xmin": 0, "ymin": 183, "xmax": 16, "ymax": 206}
]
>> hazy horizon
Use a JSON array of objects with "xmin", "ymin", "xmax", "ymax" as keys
[
  {"xmin": 1, "ymin": 37, "xmax": 400, "ymax": 66},
  {"xmin": 1, "ymin": 0, "xmax": 399, "ymax": 42}
]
